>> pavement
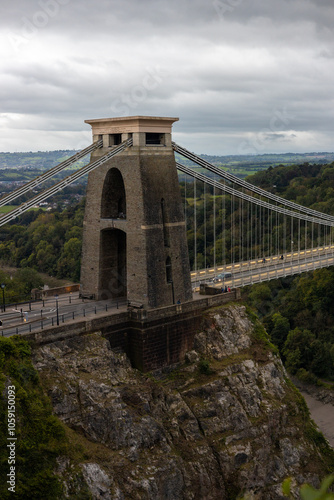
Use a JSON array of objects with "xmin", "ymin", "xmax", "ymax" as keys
[
  {"xmin": 0, "ymin": 287, "xmax": 238, "ymax": 337},
  {"xmin": 0, "ymin": 292, "xmax": 127, "ymax": 336}
]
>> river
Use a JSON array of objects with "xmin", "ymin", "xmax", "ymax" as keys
[{"xmin": 295, "ymin": 383, "xmax": 334, "ymax": 449}]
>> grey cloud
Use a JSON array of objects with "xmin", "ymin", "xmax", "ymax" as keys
[
  {"xmin": 3, "ymin": 0, "xmax": 333, "ymax": 35},
  {"xmin": 1, "ymin": 0, "xmax": 334, "ymax": 154},
  {"xmin": 262, "ymin": 132, "xmax": 297, "ymax": 142}
]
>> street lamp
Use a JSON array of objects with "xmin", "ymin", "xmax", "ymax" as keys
[
  {"xmin": 1, "ymin": 283, "xmax": 6, "ymax": 312},
  {"xmin": 55, "ymin": 294, "xmax": 59, "ymax": 326}
]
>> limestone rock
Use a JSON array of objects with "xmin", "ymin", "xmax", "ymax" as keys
[
  {"xmin": 81, "ymin": 463, "xmax": 112, "ymax": 500},
  {"xmin": 32, "ymin": 305, "xmax": 332, "ymax": 499}
]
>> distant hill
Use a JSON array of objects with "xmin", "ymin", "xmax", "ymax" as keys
[
  {"xmin": 0, "ymin": 150, "xmax": 89, "ymax": 209},
  {"xmin": 175, "ymin": 151, "xmax": 334, "ymax": 178},
  {"xmin": 0, "ymin": 150, "xmax": 80, "ymax": 170},
  {"xmin": 1, "ymin": 150, "xmax": 334, "ymax": 181}
]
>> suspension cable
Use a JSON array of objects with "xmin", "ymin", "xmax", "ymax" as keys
[
  {"xmin": 173, "ymin": 142, "xmax": 334, "ymax": 222},
  {"xmin": 176, "ymin": 163, "xmax": 334, "ymax": 228}
]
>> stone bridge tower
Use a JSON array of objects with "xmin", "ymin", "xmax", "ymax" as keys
[{"xmin": 80, "ymin": 116, "xmax": 193, "ymax": 308}]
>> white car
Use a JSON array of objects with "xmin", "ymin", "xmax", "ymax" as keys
[{"xmin": 212, "ymin": 272, "xmax": 232, "ymax": 283}]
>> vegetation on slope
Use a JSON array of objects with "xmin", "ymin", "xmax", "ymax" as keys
[
  {"xmin": 0, "ymin": 336, "xmax": 67, "ymax": 499},
  {"xmin": 0, "ymin": 305, "xmax": 333, "ymax": 498},
  {"xmin": 182, "ymin": 160, "xmax": 334, "ymax": 382},
  {"xmin": 243, "ymin": 162, "xmax": 334, "ymax": 382},
  {"xmin": 1, "ymin": 160, "xmax": 334, "ymax": 381},
  {"xmin": 245, "ymin": 269, "xmax": 334, "ymax": 383},
  {"xmin": 0, "ymin": 201, "xmax": 84, "ymax": 284}
]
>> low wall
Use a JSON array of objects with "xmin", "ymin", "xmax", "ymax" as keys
[
  {"xmin": 200, "ymin": 284, "xmax": 232, "ymax": 295},
  {"xmin": 31, "ymin": 284, "xmax": 80, "ymax": 300},
  {"xmin": 128, "ymin": 289, "xmax": 240, "ymax": 322},
  {"xmin": 21, "ymin": 312, "xmax": 129, "ymax": 346}
]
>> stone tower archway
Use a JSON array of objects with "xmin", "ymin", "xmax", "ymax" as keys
[
  {"xmin": 101, "ymin": 168, "xmax": 126, "ymax": 219},
  {"xmin": 99, "ymin": 228, "xmax": 126, "ymax": 300},
  {"xmin": 80, "ymin": 116, "xmax": 193, "ymax": 308}
]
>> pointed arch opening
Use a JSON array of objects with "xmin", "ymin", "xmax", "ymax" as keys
[
  {"xmin": 99, "ymin": 229, "xmax": 126, "ymax": 300},
  {"xmin": 101, "ymin": 168, "xmax": 126, "ymax": 219}
]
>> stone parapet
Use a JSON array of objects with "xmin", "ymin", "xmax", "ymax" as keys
[
  {"xmin": 31, "ymin": 284, "xmax": 80, "ymax": 300},
  {"xmin": 21, "ymin": 291, "xmax": 240, "ymax": 371}
]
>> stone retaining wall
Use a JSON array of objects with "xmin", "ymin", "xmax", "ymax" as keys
[{"xmin": 24, "ymin": 290, "xmax": 241, "ymax": 371}]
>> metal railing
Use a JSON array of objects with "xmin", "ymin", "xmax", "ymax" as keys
[{"xmin": 1, "ymin": 298, "xmax": 127, "ymax": 337}]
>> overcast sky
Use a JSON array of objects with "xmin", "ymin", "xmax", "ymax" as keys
[{"xmin": 1, "ymin": 0, "xmax": 334, "ymax": 155}]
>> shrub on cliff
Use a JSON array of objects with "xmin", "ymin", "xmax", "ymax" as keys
[{"xmin": 0, "ymin": 336, "xmax": 67, "ymax": 499}]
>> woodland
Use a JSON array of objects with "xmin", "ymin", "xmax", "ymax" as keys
[{"xmin": 0, "ymin": 162, "xmax": 334, "ymax": 381}]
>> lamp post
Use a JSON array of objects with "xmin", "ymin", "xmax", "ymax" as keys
[
  {"xmin": 1, "ymin": 283, "xmax": 6, "ymax": 312},
  {"xmin": 55, "ymin": 294, "xmax": 59, "ymax": 326}
]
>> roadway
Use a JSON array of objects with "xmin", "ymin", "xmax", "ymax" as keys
[
  {"xmin": 2, "ymin": 244, "xmax": 334, "ymax": 336},
  {"xmin": 191, "ymin": 244, "xmax": 334, "ymax": 288},
  {"xmin": 0, "ymin": 292, "xmax": 127, "ymax": 337}
]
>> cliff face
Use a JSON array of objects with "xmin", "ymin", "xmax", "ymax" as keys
[{"xmin": 32, "ymin": 305, "xmax": 334, "ymax": 499}]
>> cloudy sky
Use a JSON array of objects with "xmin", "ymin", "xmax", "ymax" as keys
[{"xmin": 1, "ymin": 0, "xmax": 334, "ymax": 155}]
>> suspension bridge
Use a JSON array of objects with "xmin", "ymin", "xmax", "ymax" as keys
[
  {"xmin": 1, "ymin": 115, "xmax": 333, "ymax": 297},
  {"xmin": 174, "ymin": 142, "xmax": 334, "ymax": 289}
]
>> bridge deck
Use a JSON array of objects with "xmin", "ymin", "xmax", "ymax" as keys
[{"xmin": 191, "ymin": 245, "xmax": 334, "ymax": 288}]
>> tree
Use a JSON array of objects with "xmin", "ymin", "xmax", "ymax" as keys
[
  {"xmin": 283, "ymin": 328, "xmax": 315, "ymax": 374},
  {"xmin": 56, "ymin": 238, "xmax": 82, "ymax": 282},
  {"xmin": 310, "ymin": 340, "xmax": 333, "ymax": 379},
  {"xmin": 282, "ymin": 474, "xmax": 334, "ymax": 499},
  {"xmin": 247, "ymin": 284, "xmax": 272, "ymax": 316},
  {"xmin": 13, "ymin": 268, "xmax": 43, "ymax": 295},
  {"xmin": 270, "ymin": 312, "xmax": 290, "ymax": 351}
]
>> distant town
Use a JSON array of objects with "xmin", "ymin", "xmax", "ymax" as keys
[{"xmin": 0, "ymin": 149, "xmax": 334, "ymax": 212}]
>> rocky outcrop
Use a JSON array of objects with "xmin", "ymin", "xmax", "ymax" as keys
[{"xmin": 32, "ymin": 305, "xmax": 334, "ymax": 499}]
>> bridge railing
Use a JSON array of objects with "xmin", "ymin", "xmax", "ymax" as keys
[
  {"xmin": 190, "ymin": 244, "xmax": 334, "ymax": 285},
  {"xmin": 1, "ymin": 298, "xmax": 127, "ymax": 337}
]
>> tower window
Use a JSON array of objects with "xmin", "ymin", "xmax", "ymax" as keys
[
  {"xmin": 109, "ymin": 134, "xmax": 122, "ymax": 146},
  {"xmin": 146, "ymin": 133, "xmax": 165, "ymax": 145}
]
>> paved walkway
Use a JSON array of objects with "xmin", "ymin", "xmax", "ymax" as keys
[
  {"xmin": 0, "ymin": 293, "xmax": 127, "ymax": 336},
  {"xmin": 0, "ymin": 288, "xmax": 237, "ymax": 337}
]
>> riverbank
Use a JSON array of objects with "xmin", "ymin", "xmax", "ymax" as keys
[{"xmin": 292, "ymin": 377, "xmax": 334, "ymax": 448}]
